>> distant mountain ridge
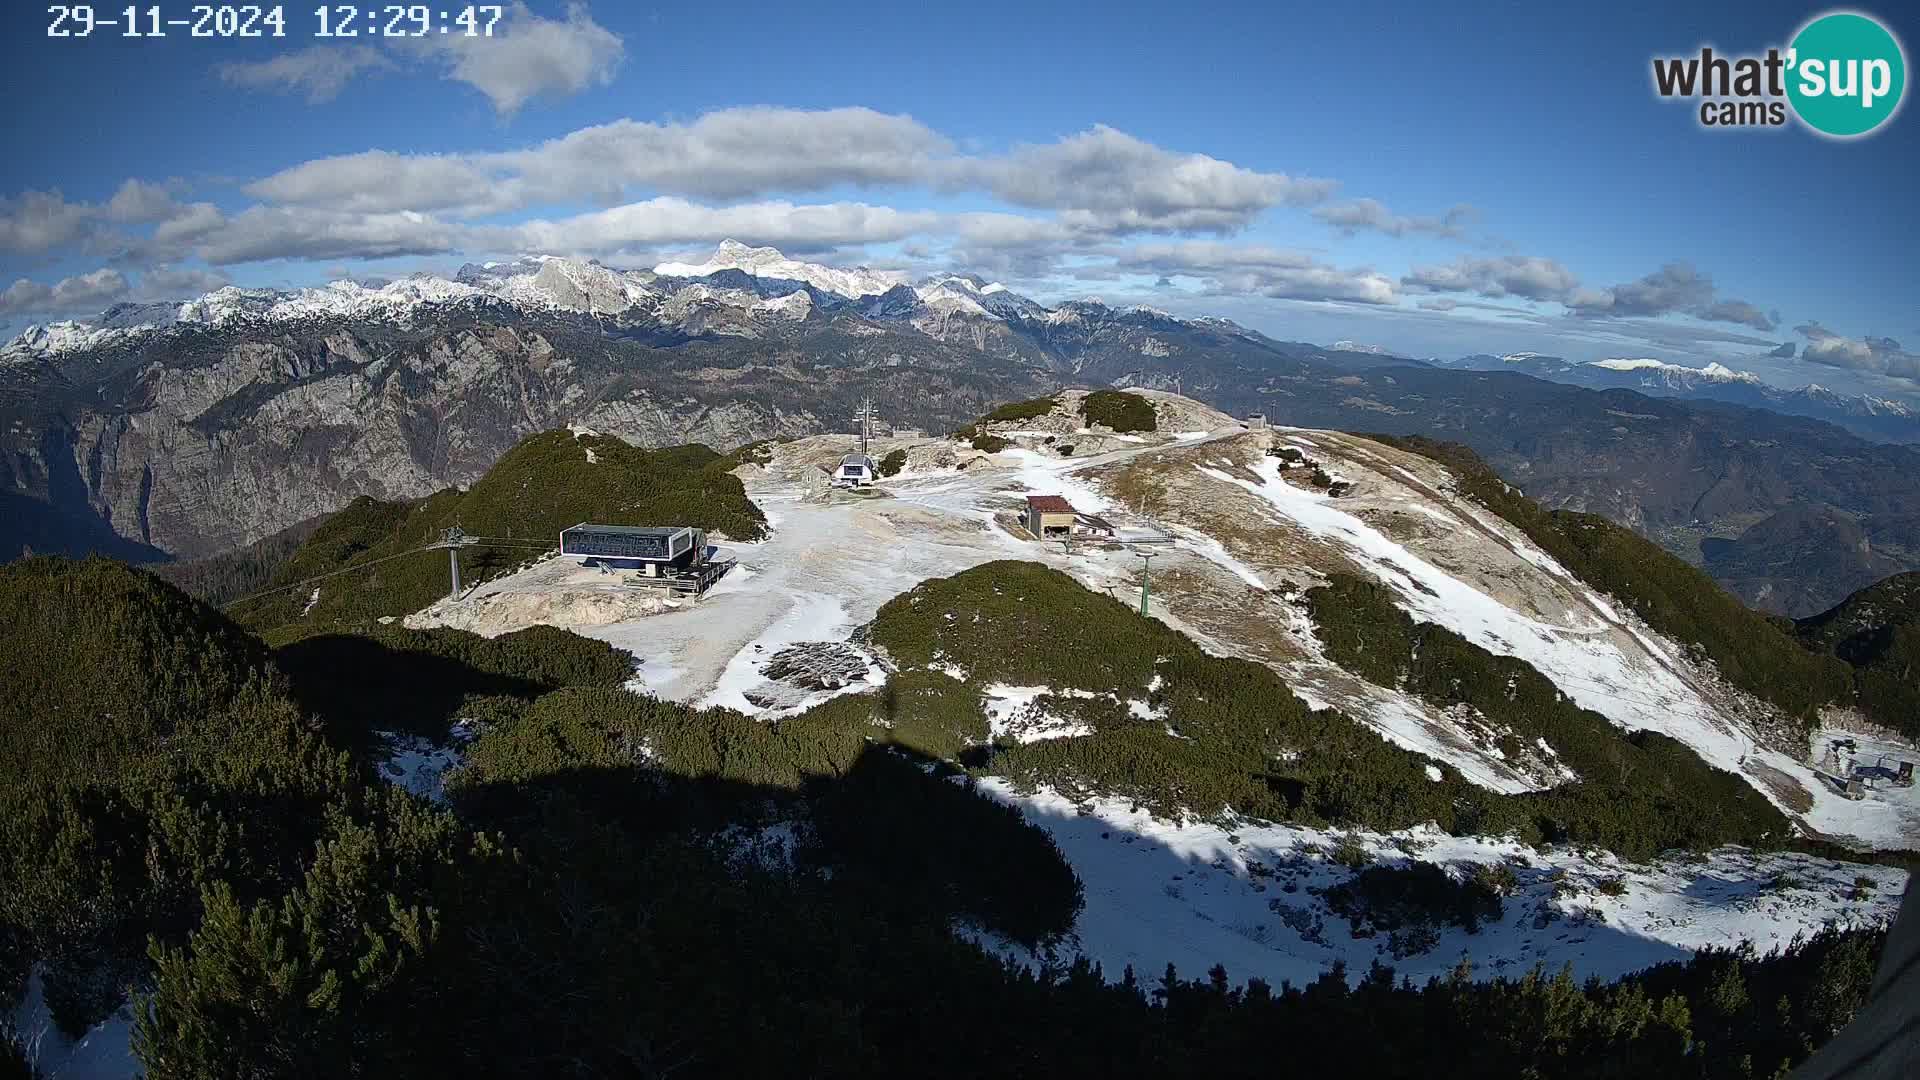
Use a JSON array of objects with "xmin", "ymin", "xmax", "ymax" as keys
[{"xmin": 1433, "ymin": 353, "xmax": 1919, "ymax": 443}]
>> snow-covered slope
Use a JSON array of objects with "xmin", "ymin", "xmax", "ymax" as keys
[{"xmin": 969, "ymin": 783, "xmax": 1905, "ymax": 991}]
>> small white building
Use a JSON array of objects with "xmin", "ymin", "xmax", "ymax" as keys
[{"xmin": 832, "ymin": 453, "xmax": 877, "ymax": 488}]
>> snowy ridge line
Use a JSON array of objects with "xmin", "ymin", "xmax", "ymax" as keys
[
  {"xmin": 2, "ymin": 241, "xmax": 1110, "ymax": 360},
  {"xmin": 1192, "ymin": 457, "xmax": 1753, "ymax": 765},
  {"xmin": 1282, "ymin": 439, "xmax": 1741, "ymax": 717}
]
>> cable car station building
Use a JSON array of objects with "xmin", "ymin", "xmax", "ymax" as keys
[
  {"xmin": 558, "ymin": 522, "xmax": 733, "ymax": 596},
  {"xmin": 560, "ymin": 524, "xmax": 706, "ymax": 573}
]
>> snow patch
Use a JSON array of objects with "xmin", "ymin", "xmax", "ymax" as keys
[
  {"xmin": 4, "ymin": 968, "xmax": 138, "ymax": 1080},
  {"xmin": 981, "ymin": 684, "xmax": 1096, "ymax": 744}
]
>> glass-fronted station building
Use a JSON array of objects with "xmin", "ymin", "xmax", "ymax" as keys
[{"xmin": 558, "ymin": 524, "xmax": 706, "ymax": 569}]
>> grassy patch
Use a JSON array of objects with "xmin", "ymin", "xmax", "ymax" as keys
[{"xmin": 981, "ymin": 395, "xmax": 1059, "ymax": 423}]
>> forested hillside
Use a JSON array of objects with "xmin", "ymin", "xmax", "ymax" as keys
[
  {"xmin": 1798, "ymin": 572, "xmax": 1920, "ymax": 739},
  {"xmin": 0, "ymin": 556, "xmax": 1903, "ymax": 1078},
  {"xmin": 226, "ymin": 430, "xmax": 766, "ymax": 638}
]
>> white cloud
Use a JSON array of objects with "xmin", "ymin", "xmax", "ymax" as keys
[
  {"xmin": 135, "ymin": 265, "xmax": 231, "ymax": 299},
  {"xmin": 1406, "ymin": 257, "xmax": 1776, "ymax": 331},
  {"xmin": 0, "ymin": 190, "xmax": 98, "ymax": 255},
  {"xmin": 104, "ymin": 180, "xmax": 183, "ymax": 223},
  {"xmin": 215, "ymin": 44, "xmax": 395, "ymax": 103},
  {"xmin": 1313, "ymin": 198, "xmax": 1478, "ymax": 238},
  {"xmin": 0, "ymin": 185, "xmax": 205, "ymax": 262},
  {"xmin": 1113, "ymin": 242, "xmax": 1397, "ymax": 305},
  {"xmin": 240, "ymin": 112, "xmax": 1328, "ymax": 249},
  {"xmin": 1402, "ymin": 255, "xmax": 1580, "ymax": 301},
  {"xmin": 180, "ymin": 195, "xmax": 969, "ymax": 265},
  {"xmin": 408, "ymin": 2, "xmax": 624, "ymax": 116},
  {"xmin": 500, "ymin": 198, "xmax": 941, "ymax": 256},
  {"xmin": 247, "ymin": 107, "xmax": 951, "ymax": 215},
  {"xmin": 212, "ymin": 4, "xmax": 620, "ymax": 114},
  {"xmin": 195, "ymin": 207, "xmax": 466, "ymax": 264},
  {"xmin": 244, "ymin": 111, "xmax": 1317, "ymax": 241},
  {"xmin": 0, "ymin": 268, "xmax": 130, "ymax": 315},
  {"xmin": 1795, "ymin": 322, "xmax": 1920, "ymax": 382},
  {"xmin": 506, "ymin": 107, "xmax": 948, "ymax": 202},
  {"xmin": 245, "ymin": 151, "xmax": 497, "ymax": 215},
  {"xmin": 965, "ymin": 125, "xmax": 1334, "ymax": 234},
  {"xmin": 1568, "ymin": 263, "xmax": 1774, "ymax": 330}
]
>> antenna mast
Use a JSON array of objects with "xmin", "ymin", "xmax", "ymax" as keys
[{"xmin": 850, "ymin": 395, "xmax": 878, "ymax": 454}]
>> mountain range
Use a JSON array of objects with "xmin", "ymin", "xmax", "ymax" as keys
[
  {"xmin": 1432, "ymin": 352, "xmax": 1919, "ymax": 444},
  {"xmin": 4, "ymin": 240, "xmax": 1918, "ymax": 617}
]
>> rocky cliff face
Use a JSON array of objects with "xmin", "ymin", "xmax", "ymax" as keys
[{"xmin": 2, "ymin": 317, "xmax": 977, "ymax": 558}]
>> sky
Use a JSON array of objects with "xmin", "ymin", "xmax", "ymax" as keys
[{"xmin": 1, "ymin": 1, "xmax": 1916, "ymax": 399}]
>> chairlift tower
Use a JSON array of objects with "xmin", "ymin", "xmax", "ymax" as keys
[
  {"xmin": 1135, "ymin": 550, "xmax": 1158, "ymax": 616},
  {"xmin": 426, "ymin": 525, "xmax": 480, "ymax": 600}
]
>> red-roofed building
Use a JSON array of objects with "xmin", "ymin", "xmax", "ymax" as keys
[{"xmin": 1025, "ymin": 494, "xmax": 1078, "ymax": 539}]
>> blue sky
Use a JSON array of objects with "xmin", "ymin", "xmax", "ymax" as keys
[{"xmin": 2, "ymin": 1, "xmax": 1916, "ymax": 397}]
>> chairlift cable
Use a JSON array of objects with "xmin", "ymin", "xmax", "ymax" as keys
[{"xmin": 218, "ymin": 529, "xmax": 556, "ymax": 610}]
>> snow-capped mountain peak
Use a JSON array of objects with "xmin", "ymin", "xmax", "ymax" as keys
[
  {"xmin": 654, "ymin": 239, "xmax": 907, "ymax": 298},
  {"xmin": 1586, "ymin": 357, "xmax": 1763, "ymax": 385},
  {"xmin": 1859, "ymin": 395, "xmax": 1917, "ymax": 418},
  {"xmin": 911, "ymin": 281, "xmax": 992, "ymax": 317},
  {"xmin": 2, "ymin": 242, "xmax": 1080, "ymax": 361}
]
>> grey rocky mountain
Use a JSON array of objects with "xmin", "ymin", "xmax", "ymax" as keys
[{"xmin": 4, "ymin": 241, "xmax": 1917, "ymax": 616}]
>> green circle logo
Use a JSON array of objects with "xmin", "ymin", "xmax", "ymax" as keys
[{"xmin": 1787, "ymin": 12, "xmax": 1907, "ymax": 137}]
